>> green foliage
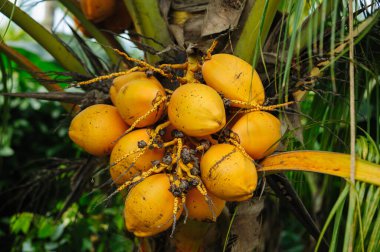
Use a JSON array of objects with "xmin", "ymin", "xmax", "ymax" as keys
[
  {"xmin": 275, "ymin": 1, "xmax": 380, "ymax": 251},
  {"xmin": 8, "ymin": 194, "xmax": 133, "ymax": 252},
  {"xmin": 10, "ymin": 212, "xmax": 34, "ymax": 234},
  {"xmin": 314, "ymin": 136, "xmax": 380, "ymax": 252},
  {"xmin": 0, "ymin": 21, "xmax": 134, "ymax": 251},
  {"xmin": 0, "ymin": 53, "xmax": 71, "ymax": 163},
  {"xmin": 1, "ymin": 0, "xmax": 87, "ymax": 74}
]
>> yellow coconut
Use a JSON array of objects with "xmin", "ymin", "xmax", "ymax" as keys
[
  {"xmin": 110, "ymin": 129, "xmax": 164, "ymax": 185},
  {"xmin": 109, "ymin": 72, "xmax": 149, "ymax": 105},
  {"xmin": 68, "ymin": 104, "xmax": 128, "ymax": 156},
  {"xmin": 200, "ymin": 144, "xmax": 257, "ymax": 201},
  {"xmin": 232, "ymin": 111, "xmax": 281, "ymax": 159},
  {"xmin": 168, "ymin": 83, "xmax": 226, "ymax": 137},
  {"xmin": 124, "ymin": 173, "xmax": 183, "ymax": 237},
  {"xmin": 202, "ymin": 54, "xmax": 265, "ymax": 108},
  {"xmin": 185, "ymin": 188, "xmax": 225, "ymax": 222},
  {"xmin": 115, "ymin": 78, "xmax": 166, "ymax": 127}
]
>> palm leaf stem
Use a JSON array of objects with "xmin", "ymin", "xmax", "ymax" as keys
[
  {"xmin": 259, "ymin": 151, "xmax": 380, "ymax": 186},
  {"xmin": 0, "ymin": 42, "xmax": 77, "ymax": 112},
  {"xmin": 123, "ymin": 0, "xmax": 172, "ymax": 64},
  {"xmin": 0, "ymin": 0, "xmax": 87, "ymax": 75},
  {"xmin": 58, "ymin": 0, "xmax": 121, "ymax": 65},
  {"xmin": 234, "ymin": 0, "xmax": 280, "ymax": 63}
]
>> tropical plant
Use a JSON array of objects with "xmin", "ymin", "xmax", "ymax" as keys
[{"xmin": 1, "ymin": 0, "xmax": 380, "ymax": 251}]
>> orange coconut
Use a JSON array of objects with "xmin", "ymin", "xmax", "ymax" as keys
[
  {"xmin": 110, "ymin": 129, "xmax": 164, "ymax": 185},
  {"xmin": 168, "ymin": 83, "xmax": 226, "ymax": 137},
  {"xmin": 99, "ymin": 0, "xmax": 132, "ymax": 33},
  {"xmin": 68, "ymin": 104, "xmax": 128, "ymax": 156},
  {"xmin": 185, "ymin": 188, "xmax": 225, "ymax": 222},
  {"xmin": 171, "ymin": 220, "xmax": 211, "ymax": 252},
  {"xmin": 109, "ymin": 72, "xmax": 148, "ymax": 105},
  {"xmin": 115, "ymin": 78, "xmax": 166, "ymax": 127},
  {"xmin": 124, "ymin": 173, "xmax": 183, "ymax": 237},
  {"xmin": 200, "ymin": 144, "xmax": 257, "ymax": 201},
  {"xmin": 231, "ymin": 111, "xmax": 281, "ymax": 160},
  {"xmin": 202, "ymin": 54, "xmax": 265, "ymax": 108},
  {"xmin": 79, "ymin": 0, "xmax": 116, "ymax": 23}
]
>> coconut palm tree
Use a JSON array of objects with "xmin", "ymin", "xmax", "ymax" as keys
[{"xmin": 1, "ymin": 0, "xmax": 380, "ymax": 251}]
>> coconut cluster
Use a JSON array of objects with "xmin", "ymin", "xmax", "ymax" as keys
[{"xmin": 68, "ymin": 52, "xmax": 284, "ymax": 237}]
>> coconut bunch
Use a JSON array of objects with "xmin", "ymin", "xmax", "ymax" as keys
[{"xmin": 68, "ymin": 45, "xmax": 291, "ymax": 237}]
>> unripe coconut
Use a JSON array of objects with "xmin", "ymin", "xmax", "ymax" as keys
[
  {"xmin": 110, "ymin": 129, "xmax": 164, "ymax": 185},
  {"xmin": 185, "ymin": 188, "xmax": 225, "ymax": 222},
  {"xmin": 79, "ymin": 0, "xmax": 116, "ymax": 23},
  {"xmin": 168, "ymin": 83, "xmax": 226, "ymax": 137},
  {"xmin": 116, "ymin": 78, "xmax": 166, "ymax": 127},
  {"xmin": 109, "ymin": 72, "xmax": 148, "ymax": 105},
  {"xmin": 232, "ymin": 111, "xmax": 281, "ymax": 160},
  {"xmin": 124, "ymin": 173, "xmax": 183, "ymax": 237},
  {"xmin": 68, "ymin": 104, "xmax": 128, "ymax": 156},
  {"xmin": 200, "ymin": 144, "xmax": 257, "ymax": 201},
  {"xmin": 202, "ymin": 54, "xmax": 265, "ymax": 108}
]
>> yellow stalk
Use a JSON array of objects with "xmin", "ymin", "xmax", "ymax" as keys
[{"xmin": 259, "ymin": 151, "xmax": 380, "ymax": 186}]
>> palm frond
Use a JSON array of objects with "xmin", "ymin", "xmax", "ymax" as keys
[{"xmin": 0, "ymin": 0, "xmax": 88, "ymax": 75}]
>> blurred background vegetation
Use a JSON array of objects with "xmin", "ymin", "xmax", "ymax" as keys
[{"xmin": 0, "ymin": 2, "xmax": 137, "ymax": 250}]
